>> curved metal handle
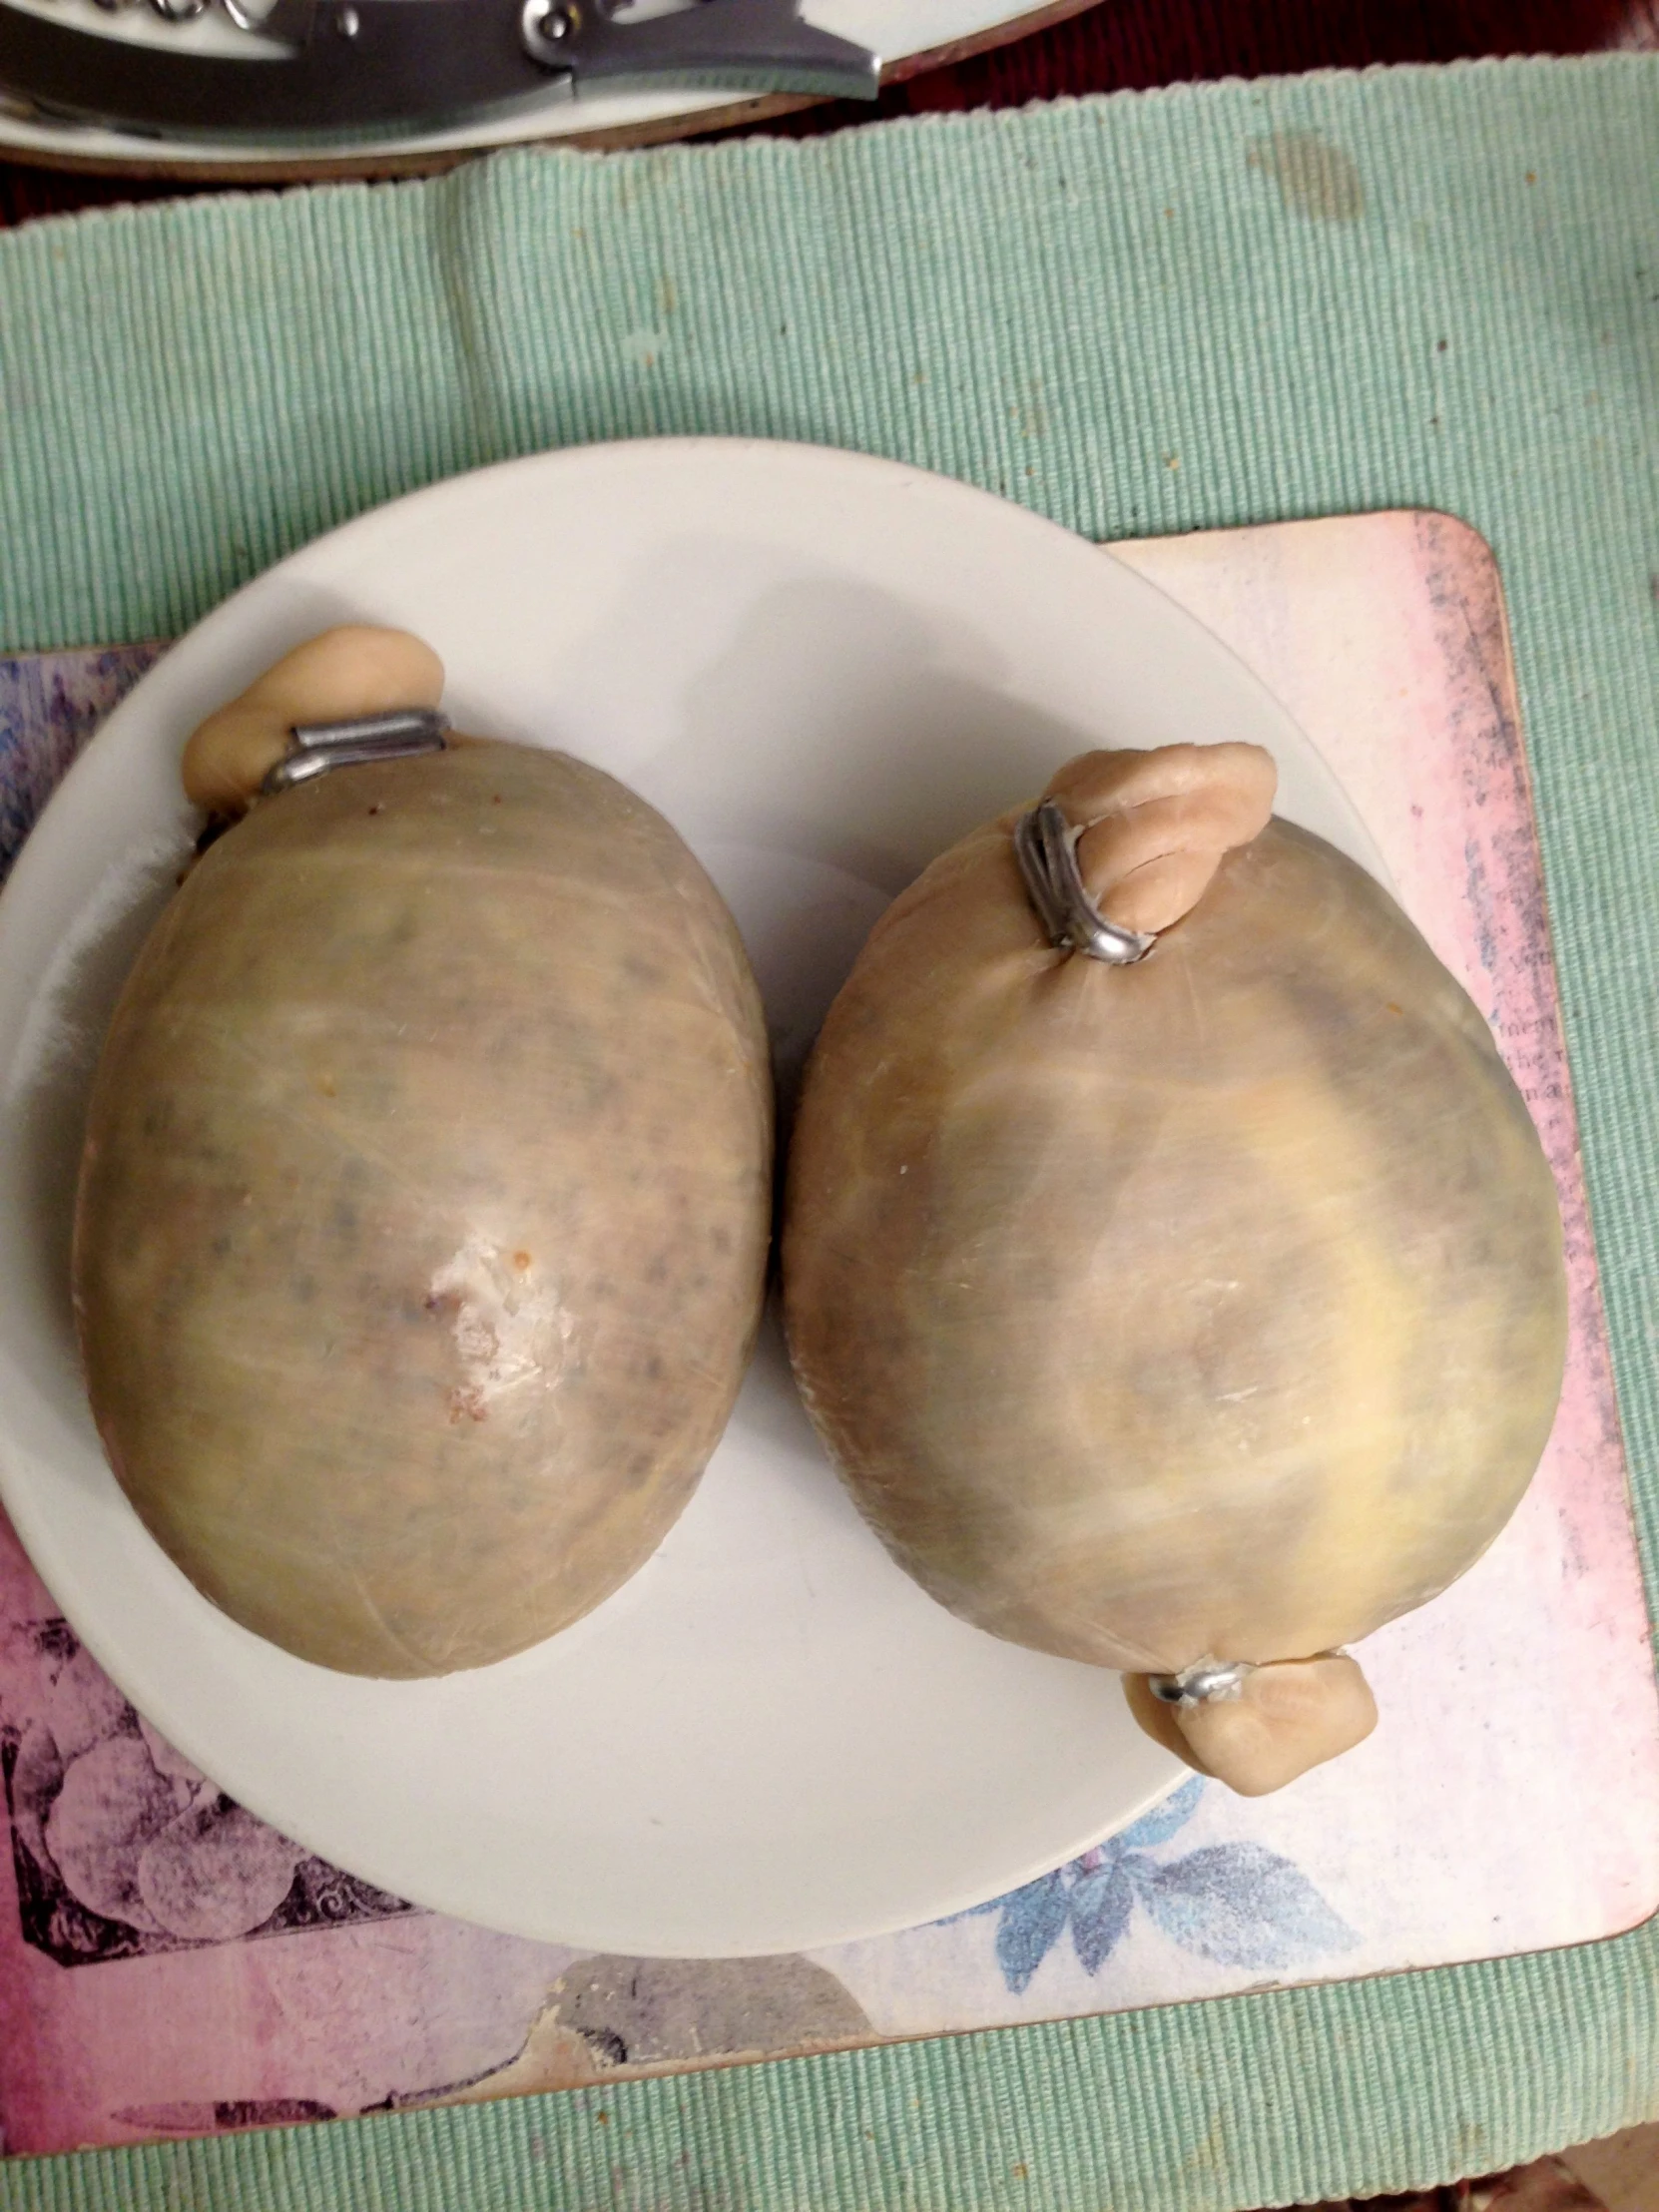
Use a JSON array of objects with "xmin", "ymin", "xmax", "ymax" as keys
[{"xmin": 522, "ymin": 0, "xmax": 879, "ymax": 101}]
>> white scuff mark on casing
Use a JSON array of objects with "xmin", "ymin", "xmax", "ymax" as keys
[{"xmin": 428, "ymin": 1236, "xmax": 573, "ymax": 1419}]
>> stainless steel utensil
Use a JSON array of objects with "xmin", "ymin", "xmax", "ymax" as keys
[{"xmin": 0, "ymin": 0, "xmax": 879, "ymax": 141}]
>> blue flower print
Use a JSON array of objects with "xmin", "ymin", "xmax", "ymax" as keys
[{"xmin": 959, "ymin": 1779, "xmax": 1357, "ymax": 1993}]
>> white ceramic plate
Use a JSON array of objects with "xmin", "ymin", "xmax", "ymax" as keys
[
  {"xmin": 0, "ymin": 438, "xmax": 1388, "ymax": 1955},
  {"xmin": 0, "ymin": 0, "xmax": 1075, "ymax": 174}
]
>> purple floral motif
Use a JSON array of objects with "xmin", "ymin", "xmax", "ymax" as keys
[
  {"xmin": 0, "ymin": 645, "xmax": 163, "ymax": 882},
  {"xmin": 0, "ymin": 1617, "xmax": 416, "ymax": 1967},
  {"xmin": 959, "ymin": 1779, "xmax": 1357, "ymax": 1993}
]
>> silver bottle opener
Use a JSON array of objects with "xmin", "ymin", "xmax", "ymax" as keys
[{"xmin": 0, "ymin": 0, "xmax": 880, "ymax": 141}]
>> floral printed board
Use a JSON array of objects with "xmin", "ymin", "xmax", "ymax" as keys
[{"xmin": 0, "ymin": 509, "xmax": 1652, "ymax": 2157}]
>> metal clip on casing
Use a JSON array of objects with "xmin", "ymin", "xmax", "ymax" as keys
[
  {"xmin": 1013, "ymin": 801, "xmax": 1156, "ymax": 965},
  {"xmin": 1147, "ymin": 1661, "xmax": 1252, "ymax": 1707},
  {"xmin": 262, "ymin": 707, "xmax": 449, "ymax": 797}
]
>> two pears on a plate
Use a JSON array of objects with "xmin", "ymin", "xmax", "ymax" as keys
[{"xmin": 72, "ymin": 629, "xmax": 1566, "ymax": 1794}]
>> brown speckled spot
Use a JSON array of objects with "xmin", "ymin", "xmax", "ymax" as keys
[{"xmin": 1247, "ymin": 131, "xmax": 1365, "ymax": 223}]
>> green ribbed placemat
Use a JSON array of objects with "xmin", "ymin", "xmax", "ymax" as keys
[{"xmin": 2, "ymin": 52, "xmax": 1656, "ymax": 2212}]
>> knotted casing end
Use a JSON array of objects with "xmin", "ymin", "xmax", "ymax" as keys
[
  {"xmin": 1125, "ymin": 1652, "xmax": 1378, "ymax": 1796},
  {"xmin": 181, "ymin": 626, "xmax": 446, "ymax": 817},
  {"xmin": 1016, "ymin": 741, "xmax": 1278, "ymax": 960}
]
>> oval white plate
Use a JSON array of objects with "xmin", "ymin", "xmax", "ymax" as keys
[{"xmin": 0, "ymin": 438, "xmax": 1387, "ymax": 1955}]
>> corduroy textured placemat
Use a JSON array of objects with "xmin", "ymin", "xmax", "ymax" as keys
[{"xmin": 0, "ymin": 52, "xmax": 1654, "ymax": 2212}]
